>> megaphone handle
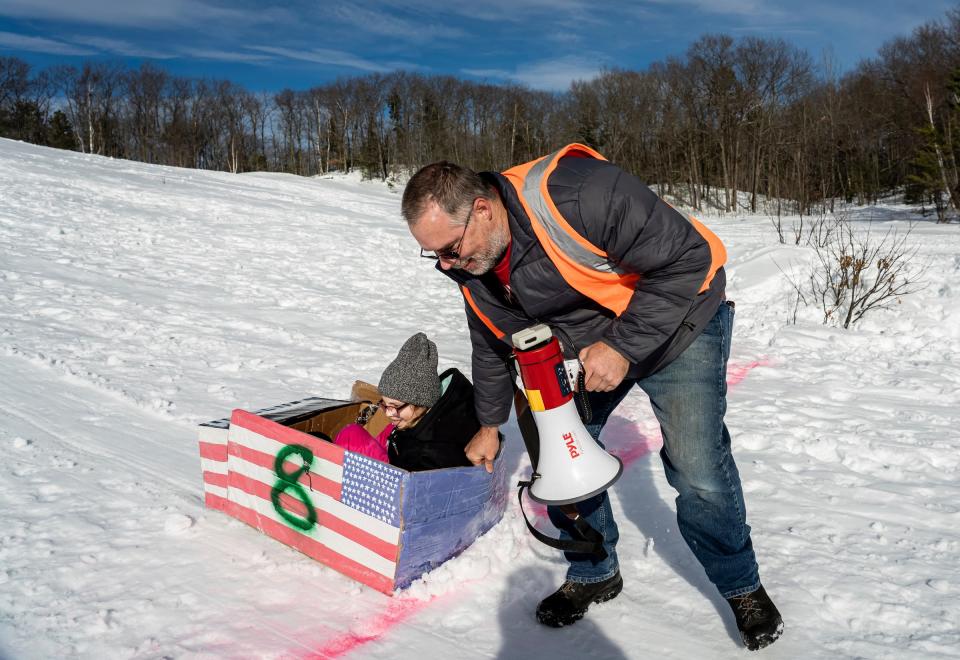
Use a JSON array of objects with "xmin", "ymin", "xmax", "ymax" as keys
[
  {"xmin": 574, "ymin": 367, "xmax": 593, "ymax": 424},
  {"xmin": 516, "ymin": 482, "xmax": 608, "ymax": 560}
]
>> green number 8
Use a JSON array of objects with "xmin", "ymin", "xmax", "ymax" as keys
[{"xmin": 270, "ymin": 444, "xmax": 318, "ymax": 531}]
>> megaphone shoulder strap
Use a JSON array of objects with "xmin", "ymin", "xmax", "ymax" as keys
[{"xmin": 516, "ymin": 481, "xmax": 608, "ymax": 560}]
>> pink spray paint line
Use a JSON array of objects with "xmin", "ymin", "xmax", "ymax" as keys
[
  {"xmin": 285, "ymin": 359, "xmax": 770, "ymax": 657},
  {"xmin": 301, "ymin": 594, "xmax": 442, "ymax": 659},
  {"xmin": 727, "ymin": 358, "xmax": 772, "ymax": 388},
  {"xmin": 294, "ymin": 577, "xmax": 481, "ymax": 659}
]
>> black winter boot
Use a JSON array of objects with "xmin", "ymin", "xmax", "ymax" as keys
[
  {"xmin": 726, "ymin": 585, "xmax": 783, "ymax": 651},
  {"xmin": 535, "ymin": 572, "xmax": 623, "ymax": 627}
]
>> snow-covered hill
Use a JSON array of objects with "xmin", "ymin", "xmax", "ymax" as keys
[{"xmin": 1, "ymin": 138, "xmax": 957, "ymax": 659}]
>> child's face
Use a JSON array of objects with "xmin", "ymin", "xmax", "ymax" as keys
[{"xmin": 381, "ymin": 396, "xmax": 427, "ymax": 430}]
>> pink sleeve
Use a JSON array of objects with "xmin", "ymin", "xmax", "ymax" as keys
[
  {"xmin": 334, "ymin": 423, "xmax": 389, "ymax": 463},
  {"xmin": 376, "ymin": 423, "xmax": 395, "ymax": 451}
]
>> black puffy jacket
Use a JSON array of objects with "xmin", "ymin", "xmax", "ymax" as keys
[
  {"xmin": 440, "ymin": 154, "xmax": 726, "ymax": 426},
  {"xmin": 386, "ymin": 368, "xmax": 479, "ymax": 471}
]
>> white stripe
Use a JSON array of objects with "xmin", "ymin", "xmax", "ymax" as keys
[
  {"xmin": 233, "ymin": 485, "xmax": 398, "ymax": 578},
  {"xmin": 200, "ymin": 458, "xmax": 227, "ymax": 474},
  {"xmin": 315, "ymin": 517, "xmax": 397, "ymax": 578},
  {"xmin": 204, "ymin": 483, "xmax": 228, "ymax": 499},
  {"xmin": 230, "ymin": 424, "xmax": 344, "ymax": 484},
  {"xmin": 197, "ymin": 426, "xmax": 229, "ymax": 445},
  {"xmin": 227, "ymin": 453, "xmax": 400, "ymax": 545}
]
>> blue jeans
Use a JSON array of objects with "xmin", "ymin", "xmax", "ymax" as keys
[{"xmin": 547, "ymin": 302, "xmax": 761, "ymax": 597}]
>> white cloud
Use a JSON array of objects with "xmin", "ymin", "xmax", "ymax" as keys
[
  {"xmin": 393, "ymin": 0, "xmax": 594, "ymax": 22},
  {"xmin": 250, "ymin": 46, "xmax": 390, "ymax": 73},
  {"xmin": 461, "ymin": 67, "xmax": 513, "ymax": 79},
  {"xmin": 0, "ymin": 30, "xmax": 95, "ymax": 56},
  {"xmin": 642, "ymin": 0, "xmax": 784, "ymax": 18},
  {"xmin": 71, "ymin": 36, "xmax": 175, "ymax": 59},
  {"xmin": 329, "ymin": 5, "xmax": 467, "ymax": 42},
  {"xmin": 464, "ymin": 55, "xmax": 602, "ymax": 91},
  {"xmin": 728, "ymin": 25, "xmax": 818, "ymax": 35},
  {"xmin": 179, "ymin": 48, "xmax": 274, "ymax": 64},
  {"xmin": 383, "ymin": 59, "xmax": 431, "ymax": 72},
  {"xmin": 0, "ymin": 0, "xmax": 282, "ymax": 29}
]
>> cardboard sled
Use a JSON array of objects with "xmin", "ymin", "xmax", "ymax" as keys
[{"xmin": 197, "ymin": 384, "xmax": 509, "ymax": 594}]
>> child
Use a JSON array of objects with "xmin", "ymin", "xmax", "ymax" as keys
[{"xmin": 333, "ymin": 333, "xmax": 478, "ymax": 471}]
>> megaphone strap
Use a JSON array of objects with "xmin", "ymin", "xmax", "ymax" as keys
[{"xmin": 516, "ymin": 480, "xmax": 608, "ymax": 560}]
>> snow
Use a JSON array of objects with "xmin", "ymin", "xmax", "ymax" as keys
[{"xmin": 1, "ymin": 137, "xmax": 959, "ymax": 659}]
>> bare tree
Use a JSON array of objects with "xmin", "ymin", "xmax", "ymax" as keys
[
  {"xmin": 122, "ymin": 63, "xmax": 168, "ymax": 163},
  {"xmin": 63, "ymin": 62, "xmax": 123, "ymax": 155},
  {"xmin": 0, "ymin": 7, "xmax": 954, "ymax": 217}
]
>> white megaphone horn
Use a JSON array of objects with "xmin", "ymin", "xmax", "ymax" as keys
[{"xmin": 512, "ymin": 324, "xmax": 623, "ymax": 505}]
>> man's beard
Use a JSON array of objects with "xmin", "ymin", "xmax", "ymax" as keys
[{"xmin": 457, "ymin": 222, "xmax": 510, "ymax": 275}]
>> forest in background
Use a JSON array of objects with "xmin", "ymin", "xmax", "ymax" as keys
[{"xmin": 2, "ymin": 6, "xmax": 959, "ymax": 221}]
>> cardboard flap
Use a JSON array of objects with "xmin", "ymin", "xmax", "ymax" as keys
[
  {"xmin": 350, "ymin": 380, "xmax": 391, "ymax": 436},
  {"xmin": 351, "ymin": 380, "xmax": 380, "ymax": 402},
  {"xmin": 289, "ymin": 402, "xmax": 363, "ymax": 440}
]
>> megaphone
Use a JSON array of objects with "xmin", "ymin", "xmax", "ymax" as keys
[{"xmin": 512, "ymin": 324, "xmax": 623, "ymax": 505}]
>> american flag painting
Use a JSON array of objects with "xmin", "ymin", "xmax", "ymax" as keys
[{"xmin": 197, "ymin": 398, "xmax": 509, "ymax": 594}]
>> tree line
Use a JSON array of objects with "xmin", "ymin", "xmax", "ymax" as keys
[{"xmin": 2, "ymin": 7, "xmax": 958, "ymax": 221}]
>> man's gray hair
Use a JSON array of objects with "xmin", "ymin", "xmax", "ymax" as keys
[{"xmin": 401, "ymin": 161, "xmax": 495, "ymax": 226}]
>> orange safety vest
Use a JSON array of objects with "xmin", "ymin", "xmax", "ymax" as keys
[{"xmin": 501, "ymin": 143, "xmax": 727, "ymax": 317}]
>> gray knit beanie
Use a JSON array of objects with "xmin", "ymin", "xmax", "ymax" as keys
[{"xmin": 378, "ymin": 333, "xmax": 441, "ymax": 408}]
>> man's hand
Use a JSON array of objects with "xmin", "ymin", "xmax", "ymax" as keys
[
  {"xmin": 579, "ymin": 341, "xmax": 629, "ymax": 392},
  {"xmin": 465, "ymin": 425, "xmax": 501, "ymax": 473}
]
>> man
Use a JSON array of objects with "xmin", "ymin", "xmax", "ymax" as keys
[{"xmin": 401, "ymin": 144, "xmax": 783, "ymax": 651}]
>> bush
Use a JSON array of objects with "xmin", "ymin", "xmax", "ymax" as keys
[{"xmin": 784, "ymin": 214, "xmax": 926, "ymax": 328}]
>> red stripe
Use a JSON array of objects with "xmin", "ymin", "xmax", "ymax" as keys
[
  {"xmin": 205, "ymin": 492, "xmax": 228, "ymax": 510},
  {"xmin": 226, "ymin": 472, "xmax": 399, "ymax": 562},
  {"xmin": 229, "ymin": 471, "xmax": 314, "ymax": 518},
  {"xmin": 222, "ymin": 498, "xmax": 395, "ymax": 594},
  {"xmin": 231, "ymin": 409, "xmax": 345, "ymax": 465},
  {"xmin": 199, "ymin": 441, "xmax": 228, "ymax": 462},
  {"xmin": 315, "ymin": 511, "xmax": 399, "ymax": 565},
  {"xmin": 203, "ymin": 471, "xmax": 228, "ymax": 488},
  {"xmin": 228, "ymin": 442, "xmax": 342, "ymax": 500}
]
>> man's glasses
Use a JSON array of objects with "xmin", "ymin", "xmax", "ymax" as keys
[
  {"xmin": 378, "ymin": 399, "xmax": 411, "ymax": 415},
  {"xmin": 420, "ymin": 207, "xmax": 473, "ymax": 261}
]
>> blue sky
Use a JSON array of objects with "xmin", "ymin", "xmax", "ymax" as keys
[{"xmin": 0, "ymin": 0, "xmax": 954, "ymax": 92}]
